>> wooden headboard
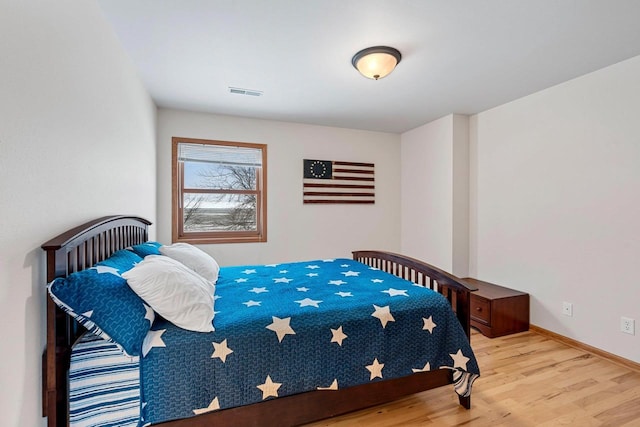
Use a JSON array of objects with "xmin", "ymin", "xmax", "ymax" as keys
[{"xmin": 41, "ymin": 215, "xmax": 151, "ymax": 427}]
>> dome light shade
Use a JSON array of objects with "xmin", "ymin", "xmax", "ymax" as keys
[{"xmin": 352, "ymin": 46, "xmax": 402, "ymax": 80}]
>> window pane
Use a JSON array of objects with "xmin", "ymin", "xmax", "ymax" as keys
[
  {"xmin": 184, "ymin": 161, "xmax": 257, "ymax": 190},
  {"xmin": 183, "ymin": 193, "xmax": 257, "ymax": 232}
]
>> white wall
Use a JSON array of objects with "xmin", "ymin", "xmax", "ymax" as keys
[
  {"xmin": 400, "ymin": 114, "xmax": 469, "ymax": 276},
  {"xmin": 157, "ymin": 108, "xmax": 401, "ymax": 266},
  {"xmin": 0, "ymin": 2, "xmax": 157, "ymax": 426},
  {"xmin": 469, "ymin": 55, "xmax": 640, "ymax": 362}
]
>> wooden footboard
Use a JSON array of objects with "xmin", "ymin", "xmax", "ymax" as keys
[
  {"xmin": 352, "ymin": 250, "xmax": 477, "ymax": 339},
  {"xmin": 41, "ymin": 216, "xmax": 476, "ymax": 427}
]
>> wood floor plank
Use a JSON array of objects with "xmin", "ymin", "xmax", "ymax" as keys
[{"xmin": 304, "ymin": 330, "xmax": 640, "ymax": 426}]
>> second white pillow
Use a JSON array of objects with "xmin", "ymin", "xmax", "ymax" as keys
[
  {"xmin": 160, "ymin": 242, "xmax": 220, "ymax": 283},
  {"xmin": 123, "ymin": 255, "xmax": 215, "ymax": 333}
]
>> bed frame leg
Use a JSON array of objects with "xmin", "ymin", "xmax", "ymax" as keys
[{"xmin": 458, "ymin": 395, "xmax": 471, "ymax": 409}]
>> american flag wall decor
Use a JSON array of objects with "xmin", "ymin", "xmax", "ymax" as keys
[{"xmin": 303, "ymin": 159, "xmax": 375, "ymax": 204}]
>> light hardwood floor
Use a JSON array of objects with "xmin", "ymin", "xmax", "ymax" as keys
[{"xmin": 305, "ymin": 330, "xmax": 640, "ymax": 426}]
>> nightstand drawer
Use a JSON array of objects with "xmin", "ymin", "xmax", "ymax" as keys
[{"xmin": 471, "ymin": 295, "xmax": 491, "ymax": 324}]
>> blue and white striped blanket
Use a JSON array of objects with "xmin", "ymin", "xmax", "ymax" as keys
[
  {"xmin": 139, "ymin": 258, "xmax": 480, "ymax": 425},
  {"xmin": 69, "ymin": 334, "xmax": 140, "ymax": 427}
]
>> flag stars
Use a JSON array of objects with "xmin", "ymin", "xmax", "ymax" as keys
[
  {"xmin": 340, "ymin": 264, "xmax": 350, "ymax": 268},
  {"xmin": 422, "ymin": 316, "xmax": 437, "ymax": 333},
  {"xmin": 306, "ymin": 265, "xmax": 320, "ymax": 269},
  {"xmin": 249, "ymin": 287, "xmax": 268, "ymax": 294},
  {"xmin": 296, "ymin": 287, "xmax": 310, "ymax": 292},
  {"xmin": 242, "ymin": 269, "xmax": 257, "ymax": 274},
  {"xmin": 273, "ymin": 277, "xmax": 293, "ymax": 283},
  {"xmin": 371, "ymin": 305, "xmax": 395, "ymax": 328},
  {"xmin": 279, "ymin": 270, "xmax": 289, "ymax": 274},
  {"xmin": 306, "ymin": 273, "xmax": 319, "ymax": 277},
  {"xmin": 366, "ymin": 358, "xmax": 384, "ymax": 380},
  {"xmin": 329, "ymin": 280, "xmax": 347, "ymax": 286},
  {"xmin": 257, "ymin": 375, "xmax": 282, "ymax": 400},
  {"xmin": 371, "ymin": 279, "xmax": 384, "ymax": 283},
  {"xmin": 211, "ymin": 339, "xmax": 234, "ymax": 363},
  {"xmin": 235, "ymin": 278, "xmax": 248, "ymax": 283}
]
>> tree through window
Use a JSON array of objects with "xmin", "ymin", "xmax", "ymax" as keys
[{"xmin": 172, "ymin": 137, "xmax": 267, "ymax": 243}]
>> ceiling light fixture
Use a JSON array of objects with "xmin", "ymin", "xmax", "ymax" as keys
[{"xmin": 351, "ymin": 46, "xmax": 402, "ymax": 80}]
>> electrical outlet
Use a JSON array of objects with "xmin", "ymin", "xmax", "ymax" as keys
[
  {"xmin": 621, "ymin": 317, "xmax": 635, "ymax": 335},
  {"xmin": 562, "ymin": 302, "xmax": 573, "ymax": 317}
]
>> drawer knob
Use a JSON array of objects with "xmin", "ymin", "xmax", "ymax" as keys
[{"xmin": 476, "ymin": 307, "xmax": 482, "ymax": 312}]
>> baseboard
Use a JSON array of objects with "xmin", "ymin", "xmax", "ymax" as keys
[{"xmin": 530, "ymin": 324, "xmax": 640, "ymax": 373}]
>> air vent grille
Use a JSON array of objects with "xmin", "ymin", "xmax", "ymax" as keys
[{"xmin": 229, "ymin": 87, "xmax": 263, "ymax": 97}]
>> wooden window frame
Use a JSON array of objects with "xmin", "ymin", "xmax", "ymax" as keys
[{"xmin": 172, "ymin": 137, "xmax": 267, "ymax": 244}]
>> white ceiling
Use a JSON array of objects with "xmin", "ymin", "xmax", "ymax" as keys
[{"xmin": 97, "ymin": 0, "xmax": 640, "ymax": 133}]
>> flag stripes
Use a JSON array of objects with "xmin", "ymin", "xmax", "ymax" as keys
[{"xmin": 303, "ymin": 160, "xmax": 375, "ymax": 204}]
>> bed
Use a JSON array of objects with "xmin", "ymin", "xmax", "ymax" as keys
[{"xmin": 41, "ymin": 215, "xmax": 479, "ymax": 427}]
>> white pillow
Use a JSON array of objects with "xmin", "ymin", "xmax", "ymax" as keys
[
  {"xmin": 122, "ymin": 255, "xmax": 215, "ymax": 333},
  {"xmin": 160, "ymin": 243, "xmax": 220, "ymax": 283}
]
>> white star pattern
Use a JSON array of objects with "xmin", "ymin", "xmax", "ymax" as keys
[
  {"xmin": 371, "ymin": 305, "xmax": 395, "ymax": 328},
  {"xmin": 257, "ymin": 375, "xmax": 282, "ymax": 399},
  {"xmin": 306, "ymin": 265, "xmax": 320, "ymax": 269},
  {"xmin": 322, "ymin": 259, "xmax": 335, "ymax": 262},
  {"xmin": 382, "ymin": 288, "xmax": 409, "ymax": 297},
  {"xmin": 365, "ymin": 358, "xmax": 384, "ymax": 380},
  {"xmin": 422, "ymin": 316, "xmax": 437, "ymax": 333},
  {"xmin": 329, "ymin": 280, "xmax": 347, "ymax": 286},
  {"xmin": 242, "ymin": 269, "xmax": 257, "ymax": 274},
  {"xmin": 371, "ymin": 279, "xmax": 384, "ymax": 283},
  {"xmin": 92, "ymin": 265, "xmax": 120, "ymax": 276},
  {"xmin": 330, "ymin": 326, "xmax": 347, "ymax": 346},
  {"xmin": 342, "ymin": 271, "xmax": 359, "ymax": 277},
  {"xmin": 243, "ymin": 300, "xmax": 261, "ymax": 307},
  {"xmin": 306, "ymin": 273, "xmax": 319, "ymax": 277},
  {"xmin": 340, "ymin": 264, "xmax": 350, "ymax": 268},
  {"xmin": 295, "ymin": 298, "xmax": 322, "ymax": 308},
  {"xmin": 211, "ymin": 339, "xmax": 234, "ymax": 362},
  {"xmin": 142, "ymin": 329, "xmax": 166, "ymax": 357},
  {"xmin": 279, "ymin": 270, "xmax": 288, "ymax": 273},
  {"xmin": 412, "ymin": 362, "xmax": 431, "ymax": 373},
  {"xmin": 264, "ymin": 264, "xmax": 278, "ymax": 267},
  {"xmin": 335, "ymin": 291, "xmax": 353, "ymax": 297},
  {"xmin": 266, "ymin": 316, "xmax": 296, "ymax": 342},
  {"xmin": 192, "ymin": 397, "xmax": 220, "ymax": 415},
  {"xmin": 235, "ymin": 278, "xmax": 248, "ymax": 283},
  {"xmin": 273, "ymin": 277, "xmax": 293, "ymax": 283},
  {"xmin": 249, "ymin": 287, "xmax": 268, "ymax": 294},
  {"xmin": 369, "ymin": 267, "xmax": 380, "ymax": 271},
  {"xmin": 144, "ymin": 304, "xmax": 155, "ymax": 324},
  {"xmin": 297, "ymin": 287, "xmax": 310, "ymax": 292},
  {"xmin": 317, "ymin": 379, "xmax": 338, "ymax": 390},
  {"xmin": 450, "ymin": 349, "xmax": 470, "ymax": 370}
]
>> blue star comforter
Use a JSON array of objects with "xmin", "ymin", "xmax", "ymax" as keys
[{"xmin": 139, "ymin": 258, "xmax": 480, "ymax": 425}]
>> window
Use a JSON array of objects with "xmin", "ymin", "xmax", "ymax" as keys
[{"xmin": 172, "ymin": 137, "xmax": 267, "ymax": 244}]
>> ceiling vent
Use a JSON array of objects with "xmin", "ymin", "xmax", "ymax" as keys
[{"xmin": 229, "ymin": 87, "xmax": 263, "ymax": 97}]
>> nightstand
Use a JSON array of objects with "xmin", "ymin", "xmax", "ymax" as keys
[{"xmin": 462, "ymin": 277, "xmax": 529, "ymax": 338}]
